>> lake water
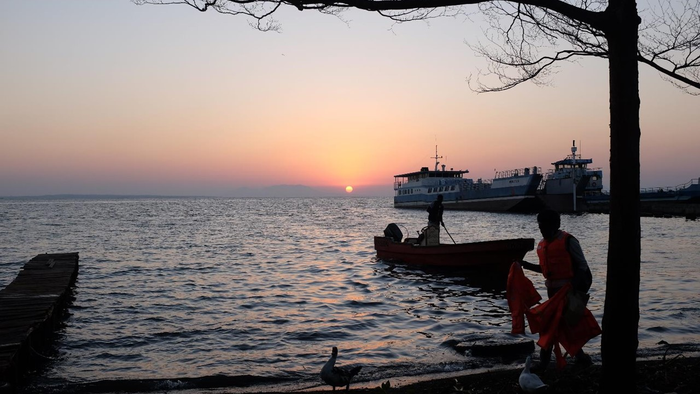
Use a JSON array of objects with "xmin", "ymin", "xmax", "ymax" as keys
[{"xmin": 0, "ymin": 197, "xmax": 698, "ymax": 393}]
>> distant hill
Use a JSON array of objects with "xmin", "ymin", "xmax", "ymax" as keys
[
  {"xmin": 0, "ymin": 194, "xmax": 198, "ymax": 200},
  {"xmin": 0, "ymin": 184, "xmax": 394, "ymax": 199},
  {"xmin": 228, "ymin": 184, "xmax": 393, "ymax": 197},
  {"xmin": 228, "ymin": 184, "xmax": 338, "ymax": 198}
]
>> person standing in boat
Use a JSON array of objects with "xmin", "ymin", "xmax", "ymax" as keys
[
  {"xmin": 424, "ymin": 194, "xmax": 444, "ymax": 245},
  {"xmin": 518, "ymin": 209, "xmax": 594, "ymax": 371}
]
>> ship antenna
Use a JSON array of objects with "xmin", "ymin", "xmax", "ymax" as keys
[{"xmin": 431, "ymin": 145, "xmax": 443, "ymax": 171}]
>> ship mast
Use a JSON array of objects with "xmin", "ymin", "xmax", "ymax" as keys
[
  {"xmin": 431, "ymin": 145, "xmax": 443, "ymax": 172},
  {"xmin": 572, "ymin": 140, "xmax": 577, "ymax": 212}
]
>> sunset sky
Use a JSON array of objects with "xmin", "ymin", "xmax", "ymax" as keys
[{"xmin": 1, "ymin": 1, "xmax": 698, "ymax": 197}]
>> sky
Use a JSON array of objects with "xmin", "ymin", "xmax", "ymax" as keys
[{"xmin": 1, "ymin": 1, "xmax": 698, "ymax": 197}]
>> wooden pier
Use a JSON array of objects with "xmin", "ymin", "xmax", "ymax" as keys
[{"xmin": 0, "ymin": 252, "xmax": 79, "ymax": 387}]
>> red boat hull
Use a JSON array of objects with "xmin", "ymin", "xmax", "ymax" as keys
[{"xmin": 374, "ymin": 236, "xmax": 535, "ymax": 276}]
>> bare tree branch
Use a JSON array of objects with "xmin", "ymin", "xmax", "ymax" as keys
[
  {"xmin": 132, "ymin": 0, "xmax": 699, "ymax": 93},
  {"xmin": 638, "ymin": 0, "xmax": 700, "ymax": 93},
  {"xmin": 464, "ymin": 1, "xmax": 608, "ymax": 92}
]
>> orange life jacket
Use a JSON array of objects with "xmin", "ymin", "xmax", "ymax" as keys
[{"xmin": 536, "ymin": 231, "xmax": 574, "ymax": 281}]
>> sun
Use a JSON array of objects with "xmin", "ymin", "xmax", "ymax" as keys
[{"xmin": 345, "ymin": 186, "xmax": 353, "ymax": 193}]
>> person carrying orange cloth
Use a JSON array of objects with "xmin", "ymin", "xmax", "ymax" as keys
[
  {"xmin": 506, "ymin": 261, "xmax": 541, "ymax": 335},
  {"xmin": 512, "ymin": 209, "xmax": 600, "ymax": 372}
]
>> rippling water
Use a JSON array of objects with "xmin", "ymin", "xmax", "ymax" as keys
[{"xmin": 0, "ymin": 197, "xmax": 698, "ymax": 393}]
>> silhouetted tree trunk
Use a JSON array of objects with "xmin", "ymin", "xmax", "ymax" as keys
[{"xmin": 602, "ymin": 1, "xmax": 641, "ymax": 391}]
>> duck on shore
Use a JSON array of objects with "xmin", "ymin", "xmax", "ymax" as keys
[
  {"xmin": 320, "ymin": 346, "xmax": 362, "ymax": 391},
  {"xmin": 519, "ymin": 355, "xmax": 549, "ymax": 393}
]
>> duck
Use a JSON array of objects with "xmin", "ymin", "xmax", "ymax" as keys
[
  {"xmin": 519, "ymin": 355, "xmax": 549, "ymax": 393},
  {"xmin": 320, "ymin": 346, "xmax": 362, "ymax": 391}
]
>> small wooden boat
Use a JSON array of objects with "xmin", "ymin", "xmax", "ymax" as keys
[{"xmin": 375, "ymin": 225, "xmax": 534, "ymax": 276}]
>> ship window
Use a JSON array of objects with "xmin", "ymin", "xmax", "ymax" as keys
[
  {"xmin": 451, "ymin": 185, "xmax": 455, "ymax": 191},
  {"xmin": 428, "ymin": 187, "xmax": 432, "ymax": 193},
  {"xmin": 439, "ymin": 187, "xmax": 443, "ymax": 192}
]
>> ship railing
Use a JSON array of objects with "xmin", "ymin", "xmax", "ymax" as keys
[
  {"xmin": 641, "ymin": 186, "xmax": 675, "ymax": 194},
  {"xmin": 463, "ymin": 179, "xmax": 492, "ymax": 190},
  {"xmin": 679, "ymin": 178, "xmax": 699, "ymax": 188},
  {"xmin": 641, "ymin": 178, "xmax": 698, "ymax": 194},
  {"xmin": 494, "ymin": 166, "xmax": 541, "ymax": 179},
  {"xmin": 394, "ymin": 177, "xmax": 409, "ymax": 190},
  {"xmin": 598, "ymin": 178, "xmax": 698, "ymax": 196},
  {"xmin": 543, "ymin": 166, "xmax": 603, "ymax": 178}
]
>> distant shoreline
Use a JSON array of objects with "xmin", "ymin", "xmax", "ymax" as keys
[
  {"xmin": 0, "ymin": 184, "xmax": 394, "ymax": 199},
  {"xmin": 0, "ymin": 194, "xmax": 393, "ymax": 200}
]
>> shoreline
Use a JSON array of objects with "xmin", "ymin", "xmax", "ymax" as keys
[
  {"xmin": 237, "ymin": 354, "xmax": 700, "ymax": 394},
  {"xmin": 10, "ymin": 349, "xmax": 700, "ymax": 394},
  {"xmin": 205, "ymin": 351, "xmax": 700, "ymax": 394}
]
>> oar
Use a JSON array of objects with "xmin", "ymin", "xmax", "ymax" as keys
[{"xmin": 442, "ymin": 223, "xmax": 457, "ymax": 244}]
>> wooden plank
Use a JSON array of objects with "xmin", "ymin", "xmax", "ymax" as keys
[{"xmin": 0, "ymin": 252, "xmax": 79, "ymax": 387}]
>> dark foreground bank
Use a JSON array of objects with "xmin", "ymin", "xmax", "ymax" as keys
[{"xmin": 248, "ymin": 355, "xmax": 699, "ymax": 394}]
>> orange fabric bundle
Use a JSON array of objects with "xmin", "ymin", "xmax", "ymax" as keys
[
  {"xmin": 506, "ymin": 262, "xmax": 602, "ymax": 369},
  {"xmin": 506, "ymin": 262, "xmax": 541, "ymax": 334}
]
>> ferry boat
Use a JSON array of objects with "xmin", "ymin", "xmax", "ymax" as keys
[
  {"xmin": 537, "ymin": 141, "xmax": 700, "ymax": 217},
  {"xmin": 586, "ymin": 178, "xmax": 700, "ymax": 218},
  {"xmin": 393, "ymin": 147, "xmax": 543, "ymax": 212},
  {"xmin": 537, "ymin": 140, "xmax": 603, "ymax": 212}
]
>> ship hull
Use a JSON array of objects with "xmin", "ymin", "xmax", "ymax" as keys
[
  {"xmin": 536, "ymin": 194, "xmax": 589, "ymax": 213},
  {"xmin": 395, "ymin": 195, "xmax": 542, "ymax": 213}
]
